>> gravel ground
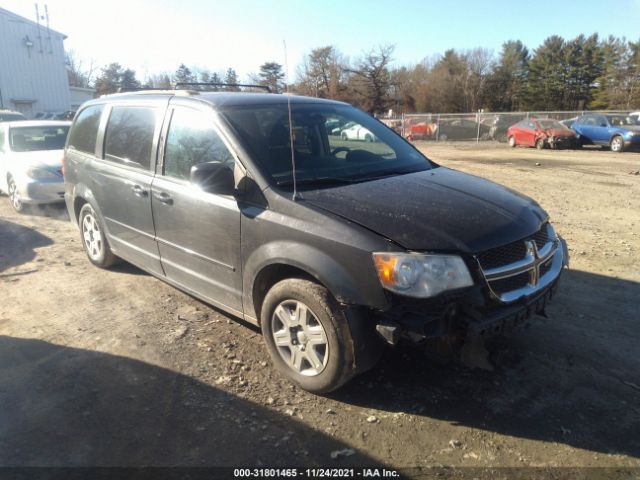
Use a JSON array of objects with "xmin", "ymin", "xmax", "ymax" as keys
[{"xmin": 0, "ymin": 142, "xmax": 639, "ymax": 477}]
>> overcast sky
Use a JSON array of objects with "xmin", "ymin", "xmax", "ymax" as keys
[{"xmin": 2, "ymin": 0, "xmax": 639, "ymax": 81}]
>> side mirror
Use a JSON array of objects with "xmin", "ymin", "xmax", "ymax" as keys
[{"xmin": 190, "ymin": 161, "xmax": 235, "ymax": 195}]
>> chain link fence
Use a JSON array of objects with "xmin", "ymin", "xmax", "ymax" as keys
[{"xmin": 379, "ymin": 110, "xmax": 633, "ymax": 143}]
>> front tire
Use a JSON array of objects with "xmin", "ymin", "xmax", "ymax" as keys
[
  {"xmin": 508, "ymin": 136, "xmax": 516, "ymax": 148},
  {"xmin": 610, "ymin": 136, "xmax": 624, "ymax": 153},
  {"xmin": 260, "ymin": 278, "xmax": 374, "ymax": 393},
  {"xmin": 536, "ymin": 138, "xmax": 546, "ymax": 150},
  {"xmin": 7, "ymin": 177, "xmax": 24, "ymax": 213},
  {"xmin": 79, "ymin": 204, "xmax": 119, "ymax": 268}
]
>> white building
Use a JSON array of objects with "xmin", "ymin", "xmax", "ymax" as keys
[{"xmin": 0, "ymin": 7, "xmax": 92, "ymax": 117}]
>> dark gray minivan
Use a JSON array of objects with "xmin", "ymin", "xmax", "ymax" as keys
[{"xmin": 64, "ymin": 89, "xmax": 568, "ymax": 392}]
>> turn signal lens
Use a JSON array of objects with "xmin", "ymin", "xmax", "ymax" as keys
[{"xmin": 373, "ymin": 254, "xmax": 397, "ymax": 286}]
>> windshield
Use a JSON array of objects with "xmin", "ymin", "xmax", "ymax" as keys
[
  {"xmin": 606, "ymin": 115, "xmax": 636, "ymax": 127},
  {"xmin": 9, "ymin": 126, "xmax": 70, "ymax": 152},
  {"xmin": 222, "ymin": 103, "xmax": 433, "ymax": 188},
  {"xmin": 537, "ymin": 120, "xmax": 566, "ymax": 129}
]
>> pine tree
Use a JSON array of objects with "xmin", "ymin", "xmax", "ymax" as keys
[{"xmin": 258, "ymin": 62, "xmax": 285, "ymax": 93}]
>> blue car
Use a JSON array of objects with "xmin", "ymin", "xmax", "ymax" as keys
[{"xmin": 571, "ymin": 114, "xmax": 640, "ymax": 152}]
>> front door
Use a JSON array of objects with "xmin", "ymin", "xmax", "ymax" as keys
[
  {"xmin": 591, "ymin": 115, "xmax": 610, "ymax": 144},
  {"xmin": 151, "ymin": 104, "xmax": 243, "ymax": 313}
]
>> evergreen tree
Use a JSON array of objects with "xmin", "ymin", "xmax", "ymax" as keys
[
  {"xmin": 524, "ymin": 36, "xmax": 567, "ymax": 110},
  {"xmin": 174, "ymin": 64, "xmax": 195, "ymax": 85},
  {"xmin": 94, "ymin": 63, "xmax": 124, "ymax": 96},
  {"xmin": 224, "ymin": 68, "xmax": 240, "ymax": 91},
  {"xmin": 258, "ymin": 62, "xmax": 285, "ymax": 93},
  {"xmin": 120, "ymin": 69, "xmax": 141, "ymax": 91},
  {"xmin": 486, "ymin": 40, "xmax": 529, "ymax": 111}
]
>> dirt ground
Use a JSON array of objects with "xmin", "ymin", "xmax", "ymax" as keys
[{"xmin": 1, "ymin": 142, "xmax": 639, "ymax": 476}]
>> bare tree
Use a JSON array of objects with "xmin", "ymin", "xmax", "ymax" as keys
[
  {"xmin": 463, "ymin": 48, "xmax": 494, "ymax": 111},
  {"xmin": 347, "ymin": 45, "xmax": 395, "ymax": 114},
  {"xmin": 297, "ymin": 46, "xmax": 346, "ymax": 98},
  {"xmin": 65, "ymin": 50, "xmax": 95, "ymax": 88}
]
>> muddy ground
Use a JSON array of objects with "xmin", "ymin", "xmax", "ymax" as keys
[{"xmin": 0, "ymin": 142, "xmax": 639, "ymax": 476}]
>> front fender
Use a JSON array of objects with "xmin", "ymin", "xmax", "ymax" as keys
[{"xmin": 243, "ymin": 240, "xmax": 390, "ymax": 321}]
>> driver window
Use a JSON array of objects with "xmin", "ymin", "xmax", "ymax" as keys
[{"xmin": 164, "ymin": 107, "xmax": 235, "ymax": 181}]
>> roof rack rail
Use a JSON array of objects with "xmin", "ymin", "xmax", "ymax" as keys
[
  {"xmin": 116, "ymin": 87, "xmax": 170, "ymax": 93},
  {"xmin": 174, "ymin": 82, "xmax": 272, "ymax": 93}
]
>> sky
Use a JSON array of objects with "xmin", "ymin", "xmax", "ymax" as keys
[{"xmin": 2, "ymin": 0, "xmax": 639, "ymax": 82}]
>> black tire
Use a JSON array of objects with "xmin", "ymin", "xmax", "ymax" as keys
[
  {"xmin": 7, "ymin": 177, "xmax": 24, "ymax": 213},
  {"xmin": 364, "ymin": 133, "xmax": 373, "ymax": 142},
  {"xmin": 78, "ymin": 203, "xmax": 119, "ymax": 268},
  {"xmin": 340, "ymin": 132, "xmax": 348, "ymax": 141},
  {"xmin": 508, "ymin": 136, "xmax": 516, "ymax": 148},
  {"xmin": 610, "ymin": 135, "xmax": 624, "ymax": 153},
  {"xmin": 439, "ymin": 133, "xmax": 448, "ymax": 141},
  {"xmin": 536, "ymin": 138, "xmax": 546, "ymax": 150},
  {"xmin": 260, "ymin": 278, "xmax": 379, "ymax": 393}
]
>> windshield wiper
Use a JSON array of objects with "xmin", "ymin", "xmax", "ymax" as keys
[
  {"xmin": 355, "ymin": 169, "xmax": 419, "ymax": 182},
  {"xmin": 276, "ymin": 176, "xmax": 358, "ymax": 187}
]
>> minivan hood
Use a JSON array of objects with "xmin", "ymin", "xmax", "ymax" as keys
[{"xmin": 301, "ymin": 167, "xmax": 548, "ymax": 253}]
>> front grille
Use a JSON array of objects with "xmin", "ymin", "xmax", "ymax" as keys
[
  {"xmin": 476, "ymin": 241, "xmax": 527, "ymax": 270},
  {"xmin": 490, "ymin": 271, "xmax": 530, "ymax": 295},
  {"xmin": 475, "ymin": 223, "xmax": 560, "ymax": 303},
  {"xmin": 531, "ymin": 227, "xmax": 549, "ymax": 250}
]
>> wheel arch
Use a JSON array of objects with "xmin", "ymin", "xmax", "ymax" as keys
[
  {"xmin": 69, "ymin": 184, "xmax": 105, "ymax": 229},
  {"xmin": 244, "ymin": 241, "xmax": 388, "ymax": 324}
]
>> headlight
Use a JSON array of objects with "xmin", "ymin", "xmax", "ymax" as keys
[
  {"xmin": 372, "ymin": 253, "xmax": 474, "ymax": 298},
  {"xmin": 26, "ymin": 168, "xmax": 58, "ymax": 180}
]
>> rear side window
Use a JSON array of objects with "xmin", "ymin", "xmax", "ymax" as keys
[
  {"xmin": 164, "ymin": 107, "xmax": 235, "ymax": 181},
  {"xmin": 104, "ymin": 106, "xmax": 157, "ymax": 170},
  {"xmin": 68, "ymin": 105, "xmax": 104, "ymax": 154}
]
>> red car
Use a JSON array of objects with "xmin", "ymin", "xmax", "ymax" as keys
[
  {"xmin": 404, "ymin": 119, "xmax": 437, "ymax": 141},
  {"xmin": 507, "ymin": 119, "xmax": 578, "ymax": 149}
]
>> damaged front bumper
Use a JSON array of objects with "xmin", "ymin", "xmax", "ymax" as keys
[{"xmin": 375, "ymin": 238, "xmax": 569, "ymax": 346}]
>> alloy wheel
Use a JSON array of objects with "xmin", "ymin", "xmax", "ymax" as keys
[
  {"xmin": 270, "ymin": 300, "xmax": 329, "ymax": 376},
  {"xmin": 8, "ymin": 179, "xmax": 21, "ymax": 211},
  {"xmin": 82, "ymin": 212, "xmax": 104, "ymax": 261},
  {"xmin": 611, "ymin": 137, "xmax": 623, "ymax": 153}
]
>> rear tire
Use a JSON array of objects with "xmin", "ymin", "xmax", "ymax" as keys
[
  {"xmin": 364, "ymin": 133, "xmax": 373, "ymax": 142},
  {"xmin": 508, "ymin": 136, "xmax": 516, "ymax": 148},
  {"xmin": 260, "ymin": 278, "xmax": 379, "ymax": 393},
  {"xmin": 79, "ymin": 203, "xmax": 119, "ymax": 268},
  {"xmin": 610, "ymin": 136, "xmax": 624, "ymax": 153}
]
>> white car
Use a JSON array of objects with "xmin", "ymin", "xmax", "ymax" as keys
[
  {"xmin": 0, "ymin": 120, "xmax": 70, "ymax": 212},
  {"xmin": 340, "ymin": 123, "xmax": 376, "ymax": 142}
]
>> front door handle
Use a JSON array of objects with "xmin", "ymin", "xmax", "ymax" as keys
[
  {"xmin": 131, "ymin": 184, "xmax": 148, "ymax": 197},
  {"xmin": 155, "ymin": 192, "xmax": 173, "ymax": 205}
]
